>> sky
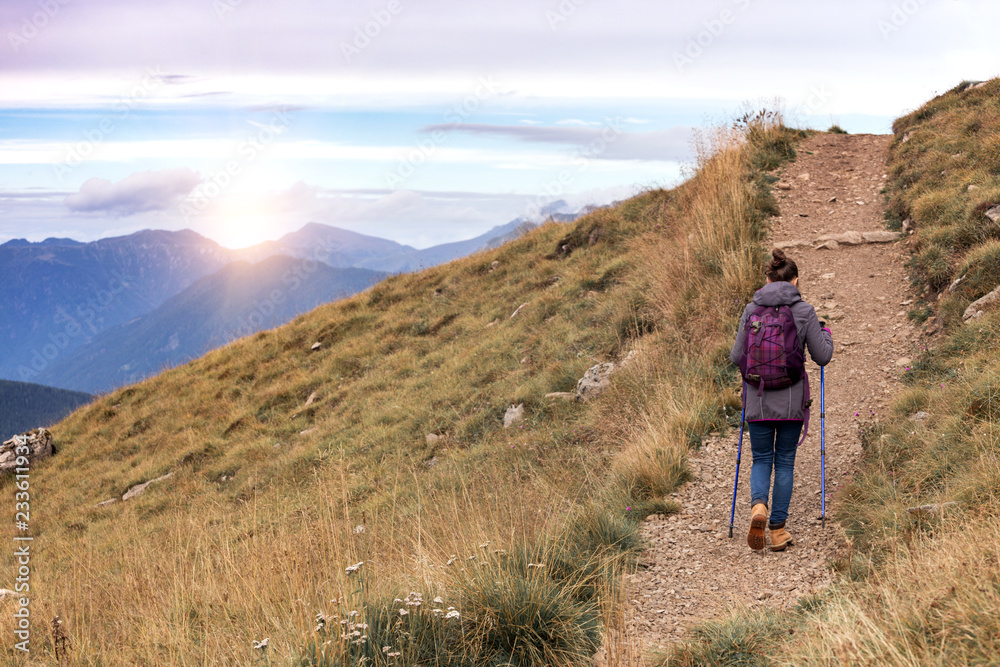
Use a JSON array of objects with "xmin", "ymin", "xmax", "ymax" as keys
[{"xmin": 0, "ymin": 0, "xmax": 996, "ymax": 250}]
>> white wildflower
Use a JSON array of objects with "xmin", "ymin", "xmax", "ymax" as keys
[
  {"xmin": 445, "ymin": 609, "xmax": 460, "ymax": 619},
  {"xmin": 433, "ymin": 596, "xmax": 444, "ymax": 604},
  {"xmin": 399, "ymin": 609, "xmax": 409, "ymax": 616}
]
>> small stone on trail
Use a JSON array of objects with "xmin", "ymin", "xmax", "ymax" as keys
[
  {"xmin": 776, "ymin": 182, "xmax": 793, "ymax": 190},
  {"xmin": 820, "ymin": 272, "xmax": 836, "ymax": 280},
  {"xmin": 797, "ymin": 173, "xmax": 810, "ymax": 180},
  {"xmin": 815, "ymin": 240, "xmax": 838, "ymax": 251}
]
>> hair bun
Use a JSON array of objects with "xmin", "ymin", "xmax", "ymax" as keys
[{"xmin": 771, "ymin": 247, "xmax": 787, "ymax": 265}]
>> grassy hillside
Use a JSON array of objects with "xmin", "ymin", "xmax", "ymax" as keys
[
  {"xmin": 0, "ymin": 114, "xmax": 798, "ymax": 665},
  {"xmin": 35, "ymin": 255, "xmax": 386, "ymax": 394},
  {"xmin": 0, "ymin": 379, "xmax": 92, "ymax": 441},
  {"xmin": 661, "ymin": 79, "xmax": 1000, "ymax": 665}
]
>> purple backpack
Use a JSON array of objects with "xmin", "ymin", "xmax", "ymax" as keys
[{"xmin": 738, "ymin": 304, "xmax": 805, "ymax": 395}]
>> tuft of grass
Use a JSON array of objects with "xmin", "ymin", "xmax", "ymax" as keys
[
  {"xmin": 654, "ymin": 607, "xmax": 794, "ymax": 666},
  {"xmin": 827, "ymin": 124, "xmax": 848, "ymax": 134}
]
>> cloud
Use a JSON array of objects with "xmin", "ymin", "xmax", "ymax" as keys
[
  {"xmin": 65, "ymin": 168, "xmax": 202, "ymax": 216},
  {"xmin": 420, "ymin": 123, "xmax": 695, "ymax": 161}
]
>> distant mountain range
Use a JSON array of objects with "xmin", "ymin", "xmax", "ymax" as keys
[
  {"xmin": 33, "ymin": 256, "xmax": 385, "ymax": 393},
  {"xmin": 1, "ymin": 205, "xmax": 589, "ymax": 393},
  {"xmin": 0, "ymin": 379, "xmax": 92, "ymax": 441}
]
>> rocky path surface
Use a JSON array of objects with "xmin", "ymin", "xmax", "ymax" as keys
[{"xmin": 628, "ymin": 133, "xmax": 919, "ymax": 654}]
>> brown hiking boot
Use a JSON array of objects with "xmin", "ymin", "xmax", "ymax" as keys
[
  {"xmin": 747, "ymin": 503, "xmax": 768, "ymax": 551},
  {"xmin": 769, "ymin": 526, "xmax": 794, "ymax": 551}
]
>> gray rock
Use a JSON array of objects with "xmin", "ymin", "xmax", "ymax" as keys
[
  {"xmin": 775, "ymin": 239, "xmax": 811, "ymax": 250},
  {"xmin": 503, "ymin": 403, "xmax": 524, "ymax": 428},
  {"xmin": 576, "ymin": 362, "xmax": 617, "ymax": 402},
  {"xmin": 815, "ymin": 231, "xmax": 863, "ymax": 245},
  {"xmin": 963, "ymin": 284, "xmax": 1000, "ymax": 320},
  {"xmin": 544, "ymin": 392, "xmax": 577, "ymax": 401},
  {"xmin": 310, "ymin": 342, "xmax": 322, "ymax": 351},
  {"xmin": 509, "ymin": 302, "xmax": 529, "ymax": 319},
  {"xmin": 425, "ymin": 433, "xmax": 442, "ymax": 445},
  {"xmin": 862, "ymin": 231, "xmax": 902, "ymax": 243},
  {"xmin": 948, "ymin": 274, "xmax": 966, "ymax": 293},
  {"xmin": 986, "ymin": 205, "xmax": 1000, "ymax": 223},
  {"xmin": 122, "ymin": 472, "xmax": 174, "ymax": 502},
  {"xmin": 906, "ymin": 502, "xmax": 957, "ymax": 516},
  {"xmin": 96, "ymin": 498, "xmax": 118, "ymax": 507},
  {"xmin": 815, "ymin": 240, "xmax": 839, "ymax": 251},
  {"xmin": 0, "ymin": 429, "xmax": 54, "ymax": 471},
  {"xmin": 908, "ymin": 411, "xmax": 930, "ymax": 422}
]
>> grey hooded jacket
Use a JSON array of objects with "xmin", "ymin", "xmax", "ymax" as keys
[{"xmin": 730, "ymin": 281, "xmax": 833, "ymax": 421}]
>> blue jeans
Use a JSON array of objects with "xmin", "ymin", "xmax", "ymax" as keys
[{"xmin": 748, "ymin": 420, "xmax": 802, "ymax": 527}]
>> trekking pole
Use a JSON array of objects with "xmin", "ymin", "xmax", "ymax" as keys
[
  {"xmin": 820, "ymin": 365, "xmax": 826, "ymax": 528},
  {"xmin": 728, "ymin": 384, "xmax": 747, "ymax": 539}
]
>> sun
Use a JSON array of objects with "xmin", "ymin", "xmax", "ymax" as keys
[{"xmin": 211, "ymin": 200, "xmax": 280, "ymax": 249}]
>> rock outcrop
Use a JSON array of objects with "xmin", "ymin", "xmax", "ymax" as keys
[
  {"xmin": 0, "ymin": 429, "xmax": 53, "ymax": 472},
  {"xmin": 963, "ymin": 285, "xmax": 1000, "ymax": 320},
  {"xmin": 121, "ymin": 472, "xmax": 174, "ymax": 502}
]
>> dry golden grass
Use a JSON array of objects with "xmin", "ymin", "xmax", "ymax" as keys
[{"xmin": 0, "ymin": 111, "xmax": 798, "ymax": 665}]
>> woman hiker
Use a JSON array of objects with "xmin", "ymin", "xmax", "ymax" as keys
[{"xmin": 730, "ymin": 248, "xmax": 833, "ymax": 551}]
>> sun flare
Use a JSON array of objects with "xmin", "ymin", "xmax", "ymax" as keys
[{"xmin": 211, "ymin": 200, "xmax": 280, "ymax": 249}]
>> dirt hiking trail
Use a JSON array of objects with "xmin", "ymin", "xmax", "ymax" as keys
[{"xmin": 628, "ymin": 133, "xmax": 918, "ymax": 653}]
